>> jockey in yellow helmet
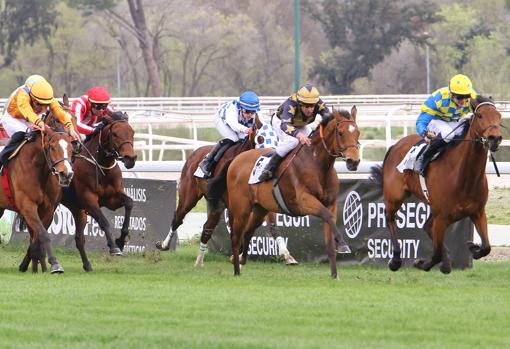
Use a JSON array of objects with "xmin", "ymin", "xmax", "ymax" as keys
[
  {"xmin": 414, "ymin": 74, "xmax": 477, "ymax": 175},
  {"xmin": 1, "ymin": 75, "xmax": 80, "ymax": 139},
  {"xmin": 259, "ymin": 83, "xmax": 331, "ymax": 181}
]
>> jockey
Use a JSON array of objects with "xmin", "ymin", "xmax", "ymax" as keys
[
  {"xmin": 0, "ymin": 75, "xmax": 80, "ymax": 164},
  {"xmin": 259, "ymin": 83, "xmax": 331, "ymax": 181},
  {"xmin": 198, "ymin": 90, "xmax": 260, "ymax": 178},
  {"xmin": 72, "ymin": 86, "xmax": 114, "ymax": 141},
  {"xmin": 414, "ymin": 74, "xmax": 477, "ymax": 175}
]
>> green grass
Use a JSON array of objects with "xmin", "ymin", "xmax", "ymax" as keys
[{"xmin": 1, "ymin": 243, "xmax": 509, "ymax": 349}]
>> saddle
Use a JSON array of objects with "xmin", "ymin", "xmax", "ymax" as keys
[{"xmin": 0, "ymin": 132, "xmax": 33, "ymax": 167}]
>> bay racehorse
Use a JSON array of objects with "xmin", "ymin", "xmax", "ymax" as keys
[
  {"xmin": 155, "ymin": 115, "xmax": 298, "ymax": 266},
  {"xmin": 2, "ymin": 127, "xmax": 75, "ymax": 273},
  {"xmin": 370, "ymin": 96, "xmax": 503, "ymax": 273},
  {"xmin": 61, "ymin": 111, "xmax": 137, "ymax": 271},
  {"xmin": 214, "ymin": 107, "xmax": 360, "ymax": 278}
]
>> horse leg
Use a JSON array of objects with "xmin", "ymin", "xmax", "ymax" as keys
[
  {"xmin": 468, "ymin": 209, "xmax": 491, "ymax": 259},
  {"xmin": 73, "ymin": 209, "xmax": 93, "ymax": 272},
  {"xmin": 414, "ymin": 218, "xmax": 448, "ymax": 272},
  {"xmin": 422, "ymin": 216, "xmax": 451, "ymax": 274},
  {"xmin": 115, "ymin": 194, "xmax": 133, "ymax": 251},
  {"xmin": 19, "ymin": 245, "xmax": 31, "ymax": 272},
  {"xmin": 266, "ymin": 212, "xmax": 298, "ymax": 265},
  {"xmin": 40, "ymin": 209, "xmax": 64, "ymax": 274},
  {"xmin": 195, "ymin": 210, "xmax": 222, "ymax": 267},
  {"xmin": 17, "ymin": 204, "xmax": 46, "ymax": 273},
  {"xmin": 88, "ymin": 206, "xmax": 122, "ymax": 256},
  {"xmin": 156, "ymin": 185, "xmax": 203, "ymax": 251},
  {"xmin": 238, "ymin": 206, "xmax": 268, "ymax": 266}
]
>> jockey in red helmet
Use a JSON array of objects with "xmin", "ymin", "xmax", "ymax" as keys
[{"xmin": 71, "ymin": 86, "xmax": 114, "ymax": 140}]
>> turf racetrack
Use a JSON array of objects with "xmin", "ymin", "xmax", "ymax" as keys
[{"xmin": 0, "ymin": 242, "xmax": 509, "ymax": 349}]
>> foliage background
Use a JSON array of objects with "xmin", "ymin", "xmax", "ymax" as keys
[{"xmin": 1, "ymin": 0, "xmax": 509, "ymax": 98}]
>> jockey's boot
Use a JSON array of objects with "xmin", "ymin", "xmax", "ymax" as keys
[
  {"xmin": 199, "ymin": 138, "xmax": 234, "ymax": 178},
  {"xmin": 414, "ymin": 139, "xmax": 447, "ymax": 176},
  {"xmin": 259, "ymin": 154, "xmax": 283, "ymax": 181},
  {"xmin": 0, "ymin": 131, "xmax": 26, "ymax": 166}
]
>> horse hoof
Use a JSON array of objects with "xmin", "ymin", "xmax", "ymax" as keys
[
  {"xmin": 413, "ymin": 259, "xmax": 426, "ymax": 269},
  {"xmin": 115, "ymin": 238, "xmax": 125, "ymax": 251},
  {"xmin": 388, "ymin": 258, "xmax": 402, "ymax": 272},
  {"xmin": 51, "ymin": 264, "xmax": 65, "ymax": 274},
  {"xmin": 19, "ymin": 265, "xmax": 28, "ymax": 273},
  {"xmin": 194, "ymin": 255, "xmax": 204, "ymax": 268},
  {"xmin": 110, "ymin": 248, "xmax": 123, "ymax": 256},
  {"xmin": 155, "ymin": 241, "xmax": 170, "ymax": 251},
  {"xmin": 285, "ymin": 256, "xmax": 299, "ymax": 265},
  {"xmin": 336, "ymin": 244, "xmax": 351, "ymax": 254},
  {"xmin": 83, "ymin": 264, "xmax": 93, "ymax": 272},
  {"xmin": 440, "ymin": 263, "xmax": 452, "ymax": 274}
]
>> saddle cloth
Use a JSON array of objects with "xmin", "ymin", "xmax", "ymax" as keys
[
  {"xmin": 248, "ymin": 154, "xmax": 273, "ymax": 184},
  {"xmin": 193, "ymin": 160, "xmax": 207, "ymax": 178},
  {"xmin": 396, "ymin": 143, "xmax": 427, "ymax": 173}
]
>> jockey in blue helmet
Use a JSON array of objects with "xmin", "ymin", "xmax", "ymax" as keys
[{"xmin": 198, "ymin": 90, "xmax": 260, "ymax": 178}]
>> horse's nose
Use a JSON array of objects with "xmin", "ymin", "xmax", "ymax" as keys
[
  {"xmin": 122, "ymin": 155, "xmax": 137, "ymax": 169},
  {"xmin": 488, "ymin": 135, "xmax": 502, "ymax": 152},
  {"xmin": 346, "ymin": 158, "xmax": 360, "ymax": 171}
]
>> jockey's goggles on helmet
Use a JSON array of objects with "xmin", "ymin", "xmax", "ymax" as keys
[
  {"xmin": 452, "ymin": 93, "xmax": 470, "ymax": 101},
  {"xmin": 241, "ymin": 108, "xmax": 256, "ymax": 114},
  {"xmin": 91, "ymin": 103, "xmax": 108, "ymax": 110}
]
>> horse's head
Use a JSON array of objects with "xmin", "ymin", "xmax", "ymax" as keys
[
  {"xmin": 99, "ymin": 111, "xmax": 137, "ymax": 168},
  {"xmin": 319, "ymin": 106, "xmax": 361, "ymax": 171},
  {"xmin": 42, "ymin": 127, "xmax": 75, "ymax": 187},
  {"xmin": 471, "ymin": 96, "xmax": 503, "ymax": 152}
]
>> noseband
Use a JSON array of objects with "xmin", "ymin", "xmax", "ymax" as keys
[{"xmin": 319, "ymin": 120, "xmax": 360, "ymax": 158}]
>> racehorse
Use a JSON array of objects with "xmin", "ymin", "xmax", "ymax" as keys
[
  {"xmin": 60, "ymin": 110, "xmax": 137, "ymax": 271},
  {"xmin": 370, "ymin": 96, "xmax": 503, "ymax": 273},
  {"xmin": 155, "ymin": 115, "xmax": 298, "ymax": 266},
  {"xmin": 1, "ymin": 127, "xmax": 75, "ymax": 273},
  {"xmin": 215, "ymin": 107, "xmax": 360, "ymax": 278}
]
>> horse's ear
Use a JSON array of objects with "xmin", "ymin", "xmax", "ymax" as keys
[
  {"xmin": 62, "ymin": 94, "xmax": 69, "ymax": 107},
  {"xmin": 351, "ymin": 105, "xmax": 357, "ymax": 121}
]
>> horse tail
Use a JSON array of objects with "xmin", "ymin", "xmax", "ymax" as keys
[
  {"xmin": 207, "ymin": 159, "xmax": 233, "ymax": 209},
  {"xmin": 369, "ymin": 145, "xmax": 393, "ymax": 188}
]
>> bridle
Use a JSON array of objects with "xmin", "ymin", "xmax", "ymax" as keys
[
  {"xmin": 469, "ymin": 101, "xmax": 501, "ymax": 147},
  {"xmin": 41, "ymin": 132, "xmax": 73, "ymax": 184},
  {"xmin": 319, "ymin": 119, "xmax": 360, "ymax": 158},
  {"xmin": 98, "ymin": 119, "xmax": 134, "ymax": 160}
]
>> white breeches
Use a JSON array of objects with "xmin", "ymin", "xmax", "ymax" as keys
[
  {"xmin": 0, "ymin": 112, "xmax": 31, "ymax": 137},
  {"xmin": 271, "ymin": 114, "xmax": 312, "ymax": 157},
  {"xmin": 427, "ymin": 119, "xmax": 467, "ymax": 143}
]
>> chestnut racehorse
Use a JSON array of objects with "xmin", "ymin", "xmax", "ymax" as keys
[
  {"xmin": 216, "ymin": 107, "xmax": 360, "ymax": 278},
  {"xmin": 2, "ymin": 128, "xmax": 75, "ymax": 273},
  {"xmin": 370, "ymin": 96, "xmax": 503, "ymax": 273},
  {"xmin": 155, "ymin": 115, "xmax": 298, "ymax": 266},
  {"xmin": 61, "ymin": 111, "xmax": 137, "ymax": 271}
]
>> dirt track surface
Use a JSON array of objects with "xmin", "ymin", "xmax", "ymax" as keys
[{"xmin": 481, "ymin": 247, "xmax": 510, "ymax": 261}]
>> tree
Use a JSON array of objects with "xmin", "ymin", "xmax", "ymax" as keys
[
  {"xmin": 0, "ymin": 0, "xmax": 57, "ymax": 69},
  {"xmin": 69, "ymin": 0, "xmax": 163, "ymax": 96},
  {"xmin": 304, "ymin": 0, "xmax": 437, "ymax": 93}
]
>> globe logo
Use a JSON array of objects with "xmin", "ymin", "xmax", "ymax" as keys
[{"xmin": 343, "ymin": 191, "xmax": 363, "ymax": 238}]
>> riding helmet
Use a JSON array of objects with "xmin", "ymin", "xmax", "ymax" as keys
[
  {"xmin": 297, "ymin": 83, "xmax": 320, "ymax": 104},
  {"xmin": 238, "ymin": 90, "xmax": 260, "ymax": 112}
]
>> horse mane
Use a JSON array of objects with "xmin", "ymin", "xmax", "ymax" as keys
[
  {"xmin": 108, "ymin": 110, "xmax": 128, "ymax": 121},
  {"xmin": 319, "ymin": 108, "xmax": 351, "ymax": 128}
]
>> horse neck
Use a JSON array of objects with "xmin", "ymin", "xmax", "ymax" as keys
[
  {"xmin": 83, "ymin": 134, "xmax": 112, "ymax": 164},
  {"xmin": 448, "ymin": 127, "xmax": 487, "ymax": 186},
  {"xmin": 306, "ymin": 133, "xmax": 337, "ymax": 172},
  {"xmin": 22, "ymin": 142, "xmax": 53, "ymax": 180}
]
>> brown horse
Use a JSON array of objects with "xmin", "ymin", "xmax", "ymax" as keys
[
  {"xmin": 155, "ymin": 115, "xmax": 298, "ymax": 266},
  {"xmin": 370, "ymin": 96, "xmax": 503, "ymax": 273},
  {"xmin": 215, "ymin": 107, "xmax": 360, "ymax": 278},
  {"xmin": 60, "ymin": 111, "xmax": 137, "ymax": 271},
  {"xmin": 2, "ymin": 128, "xmax": 75, "ymax": 273}
]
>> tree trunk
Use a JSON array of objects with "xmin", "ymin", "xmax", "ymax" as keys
[{"xmin": 126, "ymin": 0, "xmax": 162, "ymax": 97}]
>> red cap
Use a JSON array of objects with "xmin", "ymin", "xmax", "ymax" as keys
[{"xmin": 87, "ymin": 86, "xmax": 111, "ymax": 103}]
